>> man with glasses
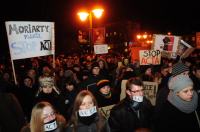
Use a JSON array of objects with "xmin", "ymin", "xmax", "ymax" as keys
[{"xmin": 108, "ymin": 77, "xmax": 154, "ymax": 132}]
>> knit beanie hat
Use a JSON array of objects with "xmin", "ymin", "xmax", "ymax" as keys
[
  {"xmin": 171, "ymin": 62, "xmax": 189, "ymax": 77},
  {"xmin": 39, "ymin": 76, "xmax": 54, "ymax": 87},
  {"xmin": 168, "ymin": 75, "xmax": 193, "ymax": 93},
  {"xmin": 97, "ymin": 79, "xmax": 110, "ymax": 90}
]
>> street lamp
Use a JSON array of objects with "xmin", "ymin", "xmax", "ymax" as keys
[{"xmin": 78, "ymin": 8, "xmax": 104, "ymax": 53}]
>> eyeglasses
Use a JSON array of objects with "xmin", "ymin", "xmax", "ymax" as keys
[
  {"xmin": 43, "ymin": 112, "xmax": 56, "ymax": 120},
  {"xmin": 129, "ymin": 89, "xmax": 144, "ymax": 93}
]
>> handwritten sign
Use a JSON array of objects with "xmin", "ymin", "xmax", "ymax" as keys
[
  {"xmin": 139, "ymin": 50, "xmax": 161, "ymax": 65},
  {"xmin": 94, "ymin": 44, "xmax": 108, "ymax": 54},
  {"xmin": 5, "ymin": 21, "xmax": 55, "ymax": 60},
  {"xmin": 143, "ymin": 81, "xmax": 158, "ymax": 106}
]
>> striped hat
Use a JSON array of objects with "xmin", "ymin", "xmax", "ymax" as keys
[
  {"xmin": 172, "ymin": 62, "xmax": 189, "ymax": 77},
  {"xmin": 97, "ymin": 79, "xmax": 110, "ymax": 90}
]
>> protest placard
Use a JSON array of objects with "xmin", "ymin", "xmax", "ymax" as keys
[
  {"xmin": 143, "ymin": 81, "xmax": 158, "ymax": 106},
  {"xmin": 5, "ymin": 21, "xmax": 55, "ymax": 60},
  {"xmin": 177, "ymin": 40, "xmax": 195, "ymax": 59},
  {"xmin": 94, "ymin": 44, "xmax": 108, "ymax": 54},
  {"xmin": 152, "ymin": 34, "xmax": 181, "ymax": 58},
  {"xmin": 139, "ymin": 50, "xmax": 161, "ymax": 65}
]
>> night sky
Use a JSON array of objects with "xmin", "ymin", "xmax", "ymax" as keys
[{"xmin": 0, "ymin": 0, "xmax": 200, "ymax": 55}]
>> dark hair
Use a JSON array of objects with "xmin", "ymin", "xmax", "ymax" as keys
[
  {"xmin": 126, "ymin": 77, "xmax": 143, "ymax": 90},
  {"xmin": 193, "ymin": 63, "xmax": 200, "ymax": 72}
]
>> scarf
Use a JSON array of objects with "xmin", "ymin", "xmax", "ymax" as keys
[{"xmin": 168, "ymin": 91, "xmax": 198, "ymax": 113}]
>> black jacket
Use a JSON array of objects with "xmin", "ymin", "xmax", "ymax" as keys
[
  {"xmin": 108, "ymin": 97, "xmax": 153, "ymax": 132},
  {"xmin": 66, "ymin": 115, "xmax": 110, "ymax": 132},
  {"xmin": 0, "ymin": 93, "xmax": 26, "ymax": 132},
  {"xmin": 154, "ymin": 100, "xmax": 200, "ymax": 132}
]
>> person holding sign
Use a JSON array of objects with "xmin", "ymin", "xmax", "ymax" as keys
[
  {"xmin": 108, "ymin": 77, "xmax": 154, "ymax": 132},
  {"xmin": 65, "ymin": 90, "xmax": 110, "ymax": 132}
]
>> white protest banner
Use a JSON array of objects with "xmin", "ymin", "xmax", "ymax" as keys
[
  {"xmin": 5, "ymin": 21, "xmax": 55, "ymax": 60},
  {"xmin": 94, "ymin": 44, "xmax": 108, "ymax": 54},
  {"xmin": 152, "ymin": 34, "xmax": 181, "ymax": 58},
  {"xmin": 143, "ymin": 81, "xmax": 158, "ymax": 106},
  {"xmin": 139, "ymin": 50, "xmax": 161, "ymax": 65}
]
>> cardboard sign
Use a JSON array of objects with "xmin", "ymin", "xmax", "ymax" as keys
[
  {"xmin": 5, "ymin": 21, "xmax": 55, "ymax": 60},
  {"xmin": 131, "ymin": 46, "xmax": 149, "ymax": 62},
  {"xmin": 99, "ymin": 104, "xmax": 115, "ymax": 119},
  {"xmin": 120, "ymin": 80, "xmax": 128, "ymax": 101},
  {"xmin": 139, "ymin": 50, "xmax": 161, "ymax": 65},
  {"xmin": 177, "ymin": 40, "xmax": 195, "ymax": 59},
  {"xmin": 94, "ymin": 44, "xmax": 108, "ymax": 54},
  {"xmin": 143, "ymin": 81, "xmax": 158, "ymax": 106}
]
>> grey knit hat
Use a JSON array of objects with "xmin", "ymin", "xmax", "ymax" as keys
[
  {"xmin": 169, "ymin": 75, "xmax": 193, "ymax": 93},
  {"xmin": 172, "ymin": 62, "xmax": 189, "ymax": 77}
]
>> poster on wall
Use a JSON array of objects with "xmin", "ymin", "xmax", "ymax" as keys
[{"xmin": 92, "ymin": 27, "xmax": 105, "ymax": 44}]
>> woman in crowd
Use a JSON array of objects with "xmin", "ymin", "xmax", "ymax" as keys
[
  {"xmin": 154, "ymin": 75, "xmax": 200, "ymax": 132},
  {"xmin": 66, "ymin": 90, "xmax": 110, "ymax": 132},
  {"xmin": 21, "ymin": 101, "xmax": 66, "ymax": 132}
]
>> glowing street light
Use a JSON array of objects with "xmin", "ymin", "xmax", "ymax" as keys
[
  {"xmin": 77, "ymin": 12, "xmax": 89, "ymax": 21},
  {"xmin": 77, "ymin": 8, "xmax": 104, "ymax": 53}
]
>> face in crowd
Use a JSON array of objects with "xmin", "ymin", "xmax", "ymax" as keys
[
  {"xmin": 126, "ymin": 78, "xmax": 144, "ymax": 102},
  {"xmin": 79, "ymin": 94, "xmax": 94, "ymax": 110},
  {"xmin": 176, "ymin": 86, "xmax": 194, "ymax": 102},
  {"xmin": 99, "ymin": 85, "xmax": 111, "ymax": 95},
  {"xmin": 42, "ymin": 85, "xmax": 53, "ymax": 94},
  {"xmin": 92, "ymin": 66, "xmax": 100, "ymax": 75},
  {"xmin": 42, "ymin": 105, "xmax": 56, "ymax": 124}
]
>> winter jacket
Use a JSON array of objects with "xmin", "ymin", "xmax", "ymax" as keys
[{"xmin": 108, "ymin": 97, "xmax": 153, "ymax": 132}]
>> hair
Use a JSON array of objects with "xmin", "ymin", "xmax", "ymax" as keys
[
  {"xmin": 193, "ymin": 63, "xmax": 200, "ymax": 72},
  {"xmin": 30, "ymin": 101, "xmax": 54, "ymax": 132},
  {"xmin": 126, "ymin": 77, "xmax": 143, "ymax": 90},
  {"xmin": 69, "ymin": 90, "xmax": 104, "ymax": 132}
]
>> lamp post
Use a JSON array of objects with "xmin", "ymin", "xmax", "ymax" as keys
[{"xmin": 78, "ymin": 8, "xmax": 104, "ymax": 53}]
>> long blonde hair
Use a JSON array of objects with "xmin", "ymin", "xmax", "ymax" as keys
[{"xmin": 30, "ymin": 101, "xmax": 54, "ymax": 132}]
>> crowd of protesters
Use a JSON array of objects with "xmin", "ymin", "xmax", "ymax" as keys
[{"xmin": 0, "ymin": 49, "xmax": 200, "ymax": 132}]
